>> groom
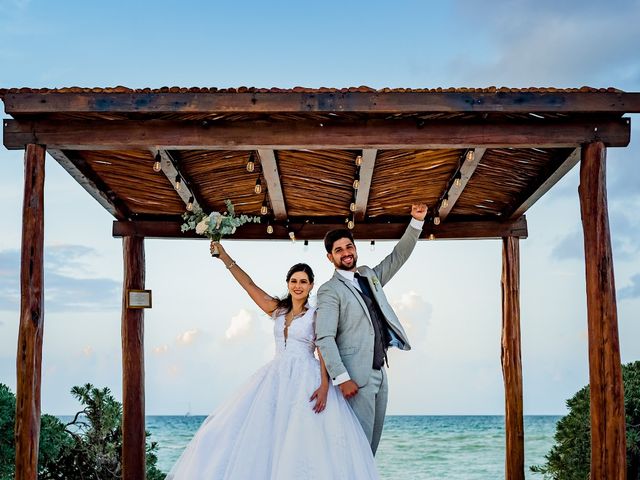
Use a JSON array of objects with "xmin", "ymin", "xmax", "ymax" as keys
[{"xmin": 315, "ymin": 204, "xmax": 427, "ymax": 454}]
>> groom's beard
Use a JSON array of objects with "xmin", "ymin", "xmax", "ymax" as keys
[{"xmin": 336, "ymin": 253, "xmax": 357, "ymax": 271}]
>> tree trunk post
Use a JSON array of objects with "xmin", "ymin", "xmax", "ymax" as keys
[
  {"xmin": 15, "ymin": 144, "xmax": 46, "ymax": 480},
  {"xmin": 578, "ymin": 141, "xmax": 626, "ymax": 480},
  {"xmin": 501, "ymin": 236, "xmax": 524, "ymax": 480},
  {"xmin": 121, "ymin": 236, "xmax": 146, "ymax": 480}
]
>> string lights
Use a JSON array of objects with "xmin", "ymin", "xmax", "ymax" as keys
[
  {"xmin": 433, "ymin": 216, "xmax": 441, "ymax": 226},
  {"xmin": 174, "ymin": 175, "xmax": 182, "ymax": 191},
  {"xmin": 254, "ymin": 177, "xmax": 262, "ymax": 194},
  {"xmin": 246, "ymin": 152, "xmax": 256, "ymax": 172},
  {"xmin": 186, "ymin": 196, "xmax": 194, "ymax": 212},
  {"xmin": 466, "ymin": 149, "xmax": 475, "ymax": 162},
  {"xmin": 260, "ymin": 197, "xmax": 269, "ymax": 215},
  {"xmin": 428, "ymin": 233, "xmax": 435, "ymax": 240},
  {"xmin": 355, "ymin": 155, "xmax": 363, "ymax": 167},
  {"xmin": 153, "ymin": 152, "xmax": 162, "ymax": 172},
  {"xmin": 454, "ymin": 175, "xmax": 462, "ymax": 188},
  {"xmin": 267, "ymin": 222, "xmax": 274, "ymax": 235},
  {"xmin": 370, "ymin": 240, "xmax": 376, "ymax": 251}
]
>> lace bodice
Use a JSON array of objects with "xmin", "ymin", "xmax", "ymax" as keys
[{"xmin": 273, "ymin": 307, "xmax": 316, "ymax": 357}]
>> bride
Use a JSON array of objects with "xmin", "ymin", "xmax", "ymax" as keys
[{"xmin": 167, "ymin": 242, "xmax": 380, "ymax": 480}]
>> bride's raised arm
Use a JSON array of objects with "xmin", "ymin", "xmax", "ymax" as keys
[{"xmin": 211, "ymin": 241, "xmax": 279, "ymax": 315}]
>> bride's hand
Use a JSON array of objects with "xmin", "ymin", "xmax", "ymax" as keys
[
  {"xmin": 310, "ymin": 383, "xmax": 329, "ymax": 413},
  {"xmin": 210, "ymin": 241, "xmax": 227, "ymax": 259}
]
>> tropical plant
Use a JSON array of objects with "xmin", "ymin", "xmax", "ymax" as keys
[{"xmin": 531, "ymin": 361, "xmax": 640, "ymax": 479}]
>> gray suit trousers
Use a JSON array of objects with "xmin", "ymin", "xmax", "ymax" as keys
[{"xmin": 347, "ymin": 368, "xmax": 388, "ymax": 455}]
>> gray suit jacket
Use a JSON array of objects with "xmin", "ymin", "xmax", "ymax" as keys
[{"xmin": 315, "ymin": 224, "xmax": 421, "ymax": 387}]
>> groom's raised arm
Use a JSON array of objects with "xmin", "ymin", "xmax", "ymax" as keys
[{"xmin": 315, "ymin": 284, "xmax": 350, "ymax": 385}]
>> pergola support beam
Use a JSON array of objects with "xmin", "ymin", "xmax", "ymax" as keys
[
  {"xmin": 15, "ymin": 144, "xmax": 46, "ymax": 480},
  {"xmin": 501, "ymin": 236, "xmax": 524, "ymax": 480},
  {"xmin": 438, "ymin": 148, "xmax": 486, "ymax": 220},
  {"xmin": 257, "ymin": 149, "xmax": 287, "ymax": 220},
  {"xmin": 112, "ymin": 216, "xmax": 528, "ymax": 240},
  {"xmin": 3, "ymin": 118, "xmax": 631, "ymax": 150},
  {"xmin": 121, "ymin": 236, "xmax": 146, "ymax": 480},
  {"xmin": 354, "ymin": 149, "xmax": 377, "ymax": 221},
  {"xmin": 578, "ymin": 141, "xmax": 626, "ymax": 480}
]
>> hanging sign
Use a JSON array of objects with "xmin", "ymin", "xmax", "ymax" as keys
[{"xmin": 126, "ymin": 289, "xmax": 152, "ymax": 309}]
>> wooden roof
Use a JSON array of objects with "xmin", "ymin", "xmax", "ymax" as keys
[{"xmin": 2, "ymin": 86, "xmax": 639, "ymax": 240}]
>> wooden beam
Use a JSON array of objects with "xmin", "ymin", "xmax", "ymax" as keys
[
  {"xmin": 121, "ymin": 236, "xmax": 146, "ymax": 480},
  {"xmin": 438, "ymin": 148, "xmax": 486, "ymax": 221},
  {"xmin": 501, "ymin": 236, "xmax": 524, "ymax": 480},
  {"xmin": 3, "ymin": 117, "xmax": 631, "ymax": 150},
  {"xmin": 112, "ymin": 216, "xmax": 528, "ymax": 240},
  {"xmin": 354, "ymin": 149, "xmax": 377, "ymax": 221},
  {"xmin": 508, "ymin": 148, "xmax": 581, "ymax": 219},
  {"xmin": 3, "ymin": 91, "xmax": 640, "ymax": 114},
  {"xmin": 150, "ymin": 148, "xmax": 202, "ymax": 211},
  {"xmin": 47, "ymin": 149, "xmax": 131, "ymax": 220},
  {"xmin": 15, "ymin": 144, "xmax": 45, "ymax": 480},
  {"xmin": 578, "ymin": 142, "xmax": 626, "ymax": 480},
  {"xmin": 257, "ymin": 149, "xmax": 287, "ymax": 220}
]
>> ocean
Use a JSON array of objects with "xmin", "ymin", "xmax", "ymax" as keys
[{"xmin": 146, "ymin": 415, "xmax": 560, "ymax": 479}]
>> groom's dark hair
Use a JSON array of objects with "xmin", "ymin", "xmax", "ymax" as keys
[{"xmin": 324, "ymin": 228, "xmax": 355, "ymax": 253}]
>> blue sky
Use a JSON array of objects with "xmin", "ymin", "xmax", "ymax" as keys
[{"xmin": 0, "ymin": 0, "xmax": 639, "ymax": 415}]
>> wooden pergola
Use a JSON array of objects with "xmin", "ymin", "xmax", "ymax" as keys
[{"xmin": 2, "ymin": 86, "xmax": 639, "ymax": 479}]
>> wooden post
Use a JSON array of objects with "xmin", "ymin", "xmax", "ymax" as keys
[
  {"xmin": 578, "ymin": 141, "xmax": 626, "ymax": 480},
  {"xmin": 121, "ymin": 236, "xmax": 146, "ymax": 480},
  {"xmin": 15, "ymin": 144, "xmax": 46, "ymax": 480},
  {"xmin": 501, "ymin": 236, "xmax": 524, "ymax": 480}
]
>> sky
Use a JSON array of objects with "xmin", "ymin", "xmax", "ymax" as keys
[{"xmin": 0, "ymin": 0, "xmax": 639, "ymax": 416}]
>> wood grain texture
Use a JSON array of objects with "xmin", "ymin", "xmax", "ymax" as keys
[
  {"xmin": 501, "ymin": 236, "xmax": 524, "ymax": 480},
  {"xmin": 15, "ymin": 144, "xmax": 45, "ymax": 480},
  {"xmin": 121, "ymin": 236, "xmax": 146, "ymax": 480},
  {"xmin": 578, "ymin": 142, "xmax": 626, "ymax": 480},
  {"xmin": 112, "ymin": 216, "xmax": 528, "ymax": 240},
  {"xmin": 3, "ymin": 117, "xmax": 631, "ymax": 150}
]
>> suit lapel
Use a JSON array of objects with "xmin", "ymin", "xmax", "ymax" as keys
[{"xmin": 332, "ymin": 271, "xmax": 373, "ymax": 325}]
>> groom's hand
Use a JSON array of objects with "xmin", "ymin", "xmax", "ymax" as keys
[
  {"xmin": 339, "ymin": 380, "xmax": 359, "ymax": 399},
  {"xmin": 411, "ymin": 203, "xmax": 428, "ymax": 221}
]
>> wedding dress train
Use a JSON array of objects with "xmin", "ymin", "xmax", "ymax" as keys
[{"xmin": 167, "ymin": 308, "xmax": 379, "ymax": 479}]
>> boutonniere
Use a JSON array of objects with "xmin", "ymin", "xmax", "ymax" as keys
[{"xmin": 371, "ymin": 276, "xmax": 380, "ymax": 290}]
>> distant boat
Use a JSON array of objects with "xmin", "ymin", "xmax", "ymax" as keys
[{"xmin": 185, "ymin": 403, "xmax": 191, "ymax": 417}]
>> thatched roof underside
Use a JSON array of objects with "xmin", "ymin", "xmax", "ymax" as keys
[{"xmin": 2, "ymin": 87, "xmax": 639, "ymax": 240}]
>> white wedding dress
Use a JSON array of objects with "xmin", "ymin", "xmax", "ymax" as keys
[{"xmin": 167, "ymin": 307, "xmax": 380, "ymax": 480}]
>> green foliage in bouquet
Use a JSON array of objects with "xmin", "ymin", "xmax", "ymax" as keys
[
  {"xmin": 181, "ymin": 199, "xmax": 261, "ymax": 240},
  {"xmin": 531, "ymin": 361, "xmax": 640, "ymax": 479}
]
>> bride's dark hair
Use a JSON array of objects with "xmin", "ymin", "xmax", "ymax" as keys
[{"xmin": 275, "ymin": 263, "xmax": 315, "ymax": 314}]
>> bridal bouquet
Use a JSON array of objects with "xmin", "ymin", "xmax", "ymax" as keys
[{"xmin": 181, "ymin": 199, "xmax": 261, "ymax": 256}]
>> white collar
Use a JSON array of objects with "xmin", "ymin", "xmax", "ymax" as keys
[{"xmin": 336, "ymin": 269, "xmax": 357, "ymax": 282}]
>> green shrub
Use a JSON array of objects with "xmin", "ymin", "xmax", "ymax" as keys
[
  {"xmin": 531, "ymin": 361, "xmax": 640, "ymax": 479},
  {"xmin": 0, "ymin": 383, "xmax": 165, "ymax": 480}
]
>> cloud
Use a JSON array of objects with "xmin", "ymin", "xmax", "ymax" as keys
[
  {"xmin": 225, "ymin": 309, "xmax": 255, "ymax": 340},
  {"xmin": 175, "ymin": 329, "xmax": 199, "ymax": 345},
  {"xmin": 153, "ymin": 344, "xmax": 169, "ymax": 355},
  {"xmin": 390, "ymin": 290, "xmax": 432, "ymax": 342},
  {"xmin": 619, "ymin": 273, "xmax": 640, "ymax": 300},
  {"xmin": 451, "ymin": 0, "xmax": 640, "ymax": 88},
  {"xmin": 81, "ymin": 345, "xmax": 94, "ymax": 357},
  {"xmin": 0, "ymin": 245, "xmax": 120, "ymax": 312}
]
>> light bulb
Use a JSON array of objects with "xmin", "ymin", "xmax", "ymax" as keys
[
  {"xmin": 254, "ymin": 178, "xmax": 262, "ymax": 195},
  {"xmin": 454, "ymin": 177, "xmax": 462, "ymax": 188},
  {"xmin": 466, "ymin": 150, "xmax": 474, "ymax": 162},
  {"xmin": 429, "ymin": 233, "xmax": 435, "ymax": 240},
  {"xmin": 153, "ymin": 153, "xmax": 162, "ymax": 172},
  {"xmin": 186, "ymin": 197, "xmax": 194, "ymax": 211},
  {"xmin": 350, "ymin": 202, "xmax": 357, "ymax": 212},
  {"xmin": 289, "ymin": 231, "xmax": 296, "ymax": 242},
  {"xmin": 353, "ymin": 179, "xmax": 360, "ymax": 190},
  {"xmin": 175, "ymin": 176, "xmax": 181, "ymax": 191},
  {"xmin": 355, "ymin": 155, "xmax": 363, "ymax": 166},
  {"xmin": 441, "ymin": 197, "xmax": 448, "ymax": 209},
  {"xmin": 267, "ymin": 225, "xmax": 274, "ymax": 234},
  {"xmin": 434, "ymin": 216, "xmax": 441, "ymax": 225},
  {"xmin": 370, "ymin": 240, "xmax": 376, "ymax": 251},
  {"xmin": 347, "ymin": 220, "xmax": 355, "ymax": 230},
  {"xmin": 260, "ymin": 204, "xmax": 268, "ymax": 215},
  {"xmin": 304, "ymin": 240, "xmax": 309, "ymax": 252},
  {"xmin": 246, "ymin": 157, "xmax": 255, "ymax": 172}
]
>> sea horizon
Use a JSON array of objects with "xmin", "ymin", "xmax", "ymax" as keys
[{"xmin": 58, "ymin": 414, "xmax": 562, "ymax": 479}]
